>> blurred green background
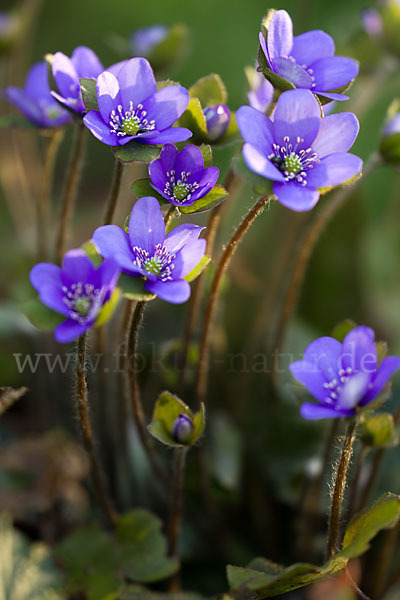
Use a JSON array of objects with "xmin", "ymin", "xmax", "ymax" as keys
[{"xmin": 1, "ymin": 0, "xmax": 400, "ymax": 597}]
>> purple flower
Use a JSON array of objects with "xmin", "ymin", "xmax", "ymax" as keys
[
  {"xmin": 30, "ymin": 250, "xmax": 120, "ymax": 343},
  {"xmin": 131, "ymin": 25, "xmax": 168, "ymax": 56},
  {"xmin": 236, "ymin": 89, "xmax": 362, "ymax": 212},
  {"xmin": 51, "ymin": 46, "xmax": 104, "ymax": 115},
  {"xmin": 83, "ymin": 58, "xmax": 191, "ymax": 146},
  {"xmin": 92, "ymin": 196, "xmax": 206, "ymax": 304},
  {"xmin": 203, "ymin": 104, "xmax": 231, "ymax": 140},
  {"xmin": 172, "ymin": 413, "xmax": 194, "ymax": 443},
  {"xmin": 148, "ymin": 144, "xmax": 219, "ymax": 206},
  {"xmin": 259, "ymin": 10, "xmax": 359, "ymax": 101},
  {"xmin": 247, "ymin": 69, "xmax": 274, "ymax": 113},
  {"xmin": 289, "ymin": 326, "xmax": 400, "ymax": 420},
  {"xmin": 6, "ymin": 62, "xmax": 72, "ymax": 128}
]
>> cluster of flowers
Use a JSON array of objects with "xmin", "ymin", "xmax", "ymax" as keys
[{"xmin": 7, "ymin": 13, "xmax": 400, "ymax": 421}]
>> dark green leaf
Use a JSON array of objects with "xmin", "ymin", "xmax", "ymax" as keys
[
  {"xmin": 179, "ymin": 185, "xmax": 228, "ymax": 214},
  {"xmin": 380, "ymin": 132, "xmax": 400, "ymax": 165},
  {"xmin": 227, "ymin": 493, "xmax": 400, "ymax": 598},
  {"xmin": 118, "ymin": 274, "xmax": 156, "ymax": 302},
  {"xmin": 130, "ymin": 178, "xmax": 166, "ymax": 204},
  {"xmin": 79, "ymin": 77, "xmax": 99, "ymax": 112},
  {"xmin": 189, "ymin": 73, "xmax": 227, "ymax": 107},
  {"xmin": 22, "ymin": 298, "xmax": 64, "ymax": 331},
  {"xmin": 331, "ymin": 319, "xmax": 357, "ymax": 342},
  {"xmin": 113, "ymin": 142, "xmax": 161, "ymax": 164}
]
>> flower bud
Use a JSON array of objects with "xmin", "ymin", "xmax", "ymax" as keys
[
  {"xmin": 203, "ymin": 104, "xmax": 231, "ymax": 141},
  {"xmin": 172, "ymin": 413, "xmax": 194, "ymax": 444},
  {"xmin": 131, "ymin": 25, "xmax": 168, "ymax": 57},
  {"xmin": 380, "ymin": 102, "xmax": 400, "ymax": 165}
]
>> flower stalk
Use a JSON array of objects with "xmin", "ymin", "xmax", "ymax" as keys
[
  {"xmin": 103, "ymin": 158, "xmax": 124, "ymax": 226},
  {"xmin": 75, "ymin": 333, "xmax": 118, "ymax": 527},
  {"xmin": 55, "ymin": 123, "xmax": 87, "ymax": 263},
  {"xmin": 37, "ymin": 128, "xmax": 64, "ymax": 260},
  {"xmin": 327, "ymin": 418, "xmax": 357, "ymax": 559},
  {"xmin": 194, "ymin": 194, "xmax": 273, "ymax": 409},
  {"xmin": 126, "ymin": 301, "xmax": 166, "ymax": 485}
]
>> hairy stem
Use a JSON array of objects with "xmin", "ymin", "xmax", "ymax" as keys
[
  {"xmin": 75, "ymin": 333, "xmax": 118, "ymax": 527},
  {"xmin": 55, "ymin": 124, "xmax": 87, "ymax": 263},
  {"xmin": 126, "ymin": 301, "xmax": 167, "ymax": 484},
  {"xmin": 168, "ymin": 448, "xmax": 187, "ymax": 557},
  {"xmin": 103, "ymin": 159, "xmax": 124, "ymax": 226},
  {"xmin": 194, "ymin": 194, "xmax": 273, "ymax": 409},
  {"xmin": 37, "ymin": 128, "xmax": 64, "ymax": 260},
  {"xmin": 327, "ymin": 419, "xmax": 356, "ymax": 559},
  {"xmin": 269, "ymin": 154, "xmax": 381, "ymax": 366}
]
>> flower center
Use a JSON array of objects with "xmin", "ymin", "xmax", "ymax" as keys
[
  {"xmin": 110, "ymin": 102, "xmax": 156, "ymax": 137},
  {"xmin": 268, "ymin": 136, "xmax": 319, "ymax": 186},
  {"xmin": 132, "ymin": 244, "xmax": 176, "ymax": 282},
  {"xmin": 163, "ymin": 169, "xmax": 199, "ymax": 204},
  {"xmin": 62, "ymin": 282, "xmax": 100, "ymax": 324}
]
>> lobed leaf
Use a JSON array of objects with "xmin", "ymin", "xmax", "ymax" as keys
[
  {"xmin": 79, "ymin": 77, "xmax": 99, "ymax": 112},
  {"xmin": 113, "ymin": 142, "xmax": 161, "ymax": 164},
  {"xmin": 189, "ymin": 73, "xmax": 227, "ymax": 107},
  {"xmin": 22, "ymin": 297, "xmax": 64, "ymax": 331},
  {"xmin": 179, "ymin": 185, "xmax": 229, "ymax": 214},
  {"xmin": 118, "ymin": 274, "xmax": 156, "ymax": 302}
]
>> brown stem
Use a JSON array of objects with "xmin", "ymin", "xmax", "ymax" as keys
[
  {"xmin": 164, "ymin": 204, "xmax": 177, "ymax": 228},
  {"xmin": 168, "ymin": 448, "xmax": 187, "ymax": 557},
  {"xmin": 55, "ymin": 124, "xmax": 87, "ymax": 263},
  {"xmin": 327, "ymin": 419, "xmax": 356, "ymax": 559},
  {"xmin": 75, "ymin": 334, "xmax": 118, "ymax": 527},
  {"xmin": 37, "ymin": 128, "xmax": 64, "ymax": 261},
  {"xmin": 269, "ymin": 154, "xmax": 381, "ymax": 365},
  {"xmin": 103, "ymin": 159, "xmax": 124, "ymax": 226},
  {"xmin": 126, "ymin": 301, "xmax": 167, "ymax": 484},
  {"xmin": 194, "ymin": 195, "xmax": 273, "ymax": 409}
]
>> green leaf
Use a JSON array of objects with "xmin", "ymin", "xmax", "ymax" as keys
[
  {"xmin": 156, "ymin": 79, "xmax": 180, "ymax": 90},
  {"xmin": 177, "ymin": 97, "xmax": 208, "ymax": 141},
  {"xmin": 82, "ymin": 239, "xmax": 103, "ymax": 266},
  {"xmin": 149, "ymin": 390, "xmax": 205, "ymax": 447},
  {"xmin": 0, "ymin": 513, "xmax": 62, "ymax": 600},
  {"xmin": 189, "ymin": 73, "xmax": 227, "ymax": 107},
  {"xmin": 79, "ymin": 77, "xmax": 99, "ymax": 112},
  {"xmin": 184, "ymin": 255, "xmax": 211, "ymax": 282},
  {"xmin": 340, "ymin": 492, "xmax": 400, "ymax": 558},
  {"xmin": 148, "ymin": 24, "xmax": 189, "ymax": 72},
  {"xmin": 179, "ymin": 185, "xmax": 229, "ymax": 214},
  {"xmin": 95, "ymin": 288, "xmax": 121, "ymax": 327},
  {"xmin": 118, "ymin": 274, "xmax": 156, "ymax": 302},
  {"xmin": 56, "ymin": 510, "xmax": 179, "ymax": 599},
  {"xmin": 227, "ymin": 493, "xmax": 400, "ymax": 598},
  {"xmin": 116, "ymin": 510, "xmax": 178, "ymax": 582},
  {"xmin": 130, "ymin": 178, "xmax": 166, "ymax": 204},
  {"xmin": 198, "ymin": 144, "xmax": 213, "ymax": 168},
  {"xmin": 331, "ymin": 319, "xmax": 357, "ymax": 342},
  {"xmin": 22, "ymin": 297, "xmax": 64, "ymax": 331},
  {"xmin": 232, "ymin": 154, "xmax": 272, "ymax": 195},
  {"xmin": 113, "ymin": 142, "xmax": 161, "ymax": 164},
  {"xmin": 358, "ymin": 413, "xmax": 395, "ymax": 447}
]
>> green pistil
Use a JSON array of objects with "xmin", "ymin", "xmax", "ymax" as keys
[
  {"xmin": 121, "ymin": 116, "xmax": 141, "ymax": 135},
  {"xmin": 173, "ymin": 182, "xmax": 188, "ymax": 201},
  {"xmin": 144, "ymin": 257, "xmax": 161, "ymax": 276},
  {"xmin": 75, "ymin": 297, "xmax": 91, "ymax": 317},
  {"xmin": 284, "ymin": 152, "xmax": 302, "ymax": 175}
]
